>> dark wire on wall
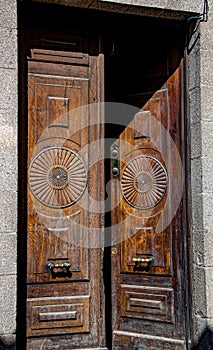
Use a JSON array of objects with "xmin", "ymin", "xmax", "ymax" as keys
[
  {"xmin": 187, "ymin": 0, "xmax": 209, "ymax": 53},
  {"xmin": 187, "ymin": 0, "xmax": 209, "ymax": 25}
]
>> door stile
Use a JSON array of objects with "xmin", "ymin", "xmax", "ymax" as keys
[
  {"xmin": 180, "ymin": 48, "xmax": 193, "ymax": 347},
  {"xmin": 87, "ymin": 45, "xmax": 106, "ymax": 348}
]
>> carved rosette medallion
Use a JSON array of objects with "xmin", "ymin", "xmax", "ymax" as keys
[
  {"xmin": 29, "ymin": 147, "xmax": 87, "ymax": 208},
  {"xmin": 121, "ymin": 156, "xmax": 167, "ymax": 209}
]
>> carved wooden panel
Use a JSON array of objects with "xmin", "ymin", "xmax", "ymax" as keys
[
  {"xmin": 47, "ymin": 96, "xmax": 69, "ymax": 128},
  {"xmin": 27, "ymin": 295, "xmax": 89, "ymax": 336},
  {"xmin": 117, "ymin": 88, "xmax": 171, "ymax": 276},
  {"xmin": 27, "ymin": 53, "xmax": 90, "ymax": 285},
  {"xmin": 120, "ymin": 284, "xmax": 174, "ymax": 323},
  {"xmin": 121, "ymin": 227, "xmax": 170, "ymax": 274},
  {"xmin": 121, "ymin": 156, "xmax": 167, "ymax": 209},
  {"xmin": 31, "ymin": 48, "xmax": 89, "ymax": 66},
  {"xmin": 28, "ymin": 74, "xmax": 88, "ymax": 149},
  {"xmin": 27, "ymin": 210, "xmax": 89, "ymax": 283},
  {"xmin": 27, "ymin": 282, "xmax": 90, "ymax": 338},
  {"xmin": 29, "ymin": 147, "xmax": 87, "ymax": 208}
]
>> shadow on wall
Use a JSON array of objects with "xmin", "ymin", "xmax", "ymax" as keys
[
  {"xmin": 192, "ymin": 327, "xmax": 213, "ymax": 350},
  {"xmin": 0, "ymin": 337, "xmax": 15, "ymax": 350}
]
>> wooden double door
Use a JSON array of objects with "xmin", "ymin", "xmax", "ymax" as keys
[{"xmin": 25, "ymin": 19, "xmax": 189, "ymax": 350}]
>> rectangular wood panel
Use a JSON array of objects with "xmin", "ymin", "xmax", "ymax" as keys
[
  {"xmin": 27, "ymin": 295, "xmax": 89, "ymax": 336},
  {"xmin": 31, "ymin": 48, "xmax": 89, "ymax": 65},
  {"xmin": 28, "ymin": 74, "xmax": 88, "ymax": 147},
  {"xmin": 121, "ymin": 227, "xmax": 170, "ymax": 274},
  {"xmin": 119, "ymin": 88, "xmax": 171, "ymax": 276},
  {"xmin": 47, "ymin": 96, "xmax": 70, "ymax": 128},
  {"xmin": 120, "ymin": 284, "xmax": 174, "ymax": 323}
]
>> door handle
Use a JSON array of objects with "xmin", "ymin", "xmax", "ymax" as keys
[
  {"xmin": 132, "ymin": 256, "xmax": 154, "ymax": 267},
  {"xmin": 45, "ymin": 261, "xmax": 71, "ymax": 273}
]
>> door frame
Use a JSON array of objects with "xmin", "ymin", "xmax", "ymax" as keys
[{"xmin": 17, "ymin": 2, "xmax": 192, "ymax": 348}]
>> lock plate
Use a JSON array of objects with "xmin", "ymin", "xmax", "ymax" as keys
[{"xmin": 111, "ymin": 143, "xmax": 119, "ymax": 177}]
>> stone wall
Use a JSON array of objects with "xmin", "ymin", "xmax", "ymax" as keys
[
  {"xmin": 0, "ymin": 0, "xmax": 18, "ymax": 348},
  {"xmin": 189, "ymin": 7, "xmax": 213, "ymax": 345},
  {"xmin": 31, "ymin": 0, "xmax": 202, "ymax": 19}
]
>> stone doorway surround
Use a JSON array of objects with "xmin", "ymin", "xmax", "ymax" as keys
[{"xmin": 0, "ymin": 0, "xmax": 212, "ymax": 348}]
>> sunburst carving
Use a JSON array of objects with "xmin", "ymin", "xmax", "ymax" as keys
[
  {"xmin": 29, "ymin": 147, "xmax": 87, "ymax": 208},
  {"xmin": 121, "ymin": 156, "xmax": 167, "ymax": 209}
]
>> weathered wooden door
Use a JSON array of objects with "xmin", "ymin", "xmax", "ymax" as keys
[
  {"xmin": 111, "ymin": 67, "xmax": 188, "ymax": 349},
  {"xmin": 26, "ymin": 23, "xmax": 188, "ymax": 350},
  {"xmin": 27, "ymin": 32, "xmax": 106, "ymax": 349}
]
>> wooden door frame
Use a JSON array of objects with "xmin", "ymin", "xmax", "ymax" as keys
[{"xmin": 17, "ymin": 2, "xmax": 192, "ymax": 348}]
